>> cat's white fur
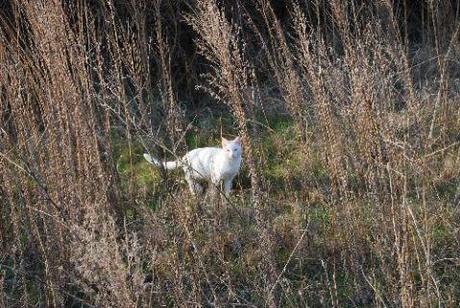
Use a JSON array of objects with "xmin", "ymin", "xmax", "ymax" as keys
[{"xmin": 144, "ymin": 137, "xmax": 242, "ymax": 196}]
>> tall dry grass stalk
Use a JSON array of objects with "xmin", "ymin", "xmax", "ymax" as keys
[
  {"xmin": 154, "ymin": 0, "xmax": 184, "ymax": 147},
  {"xmin": 0, "ymin": 0, "xmax": 459, "ymax": 306},
  {"xmin": 0, "ymin": 0, "xmax": 148, "ymax": 305},
  {"xmin": 186, "ymin": 0, "xmax": 280, "ymax": 305},
  {"xmin": 255, "ymin": 0, "xmax": 308, "ymax": 142},
  {"xmin": 186, "ymin": 0, "xmax": 262, "ymax": 204},
  {"xmin": 292, "ymin": 4, "xmax": 348, "ymax": 198},
  {"xmin": 289, "ymin": 1, "xmax": 459, "ymax": 305}
]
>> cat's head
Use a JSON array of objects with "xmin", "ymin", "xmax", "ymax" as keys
[{"xmin": 222, "ymin": 137, "xmax": 241, "ymax": 159}]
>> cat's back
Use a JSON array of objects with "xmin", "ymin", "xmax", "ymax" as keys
[
  {"xmin": 182, "ymin": 147, "xmax": 221, "ymax": 178},
  {"xmin": 185, "ymin": 147, "xmax": 221, "ymax": 163}
]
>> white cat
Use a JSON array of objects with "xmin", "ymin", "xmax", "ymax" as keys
[{"xmin": 144, "ymin": 137, "xmax": 242, "ymax": 196}]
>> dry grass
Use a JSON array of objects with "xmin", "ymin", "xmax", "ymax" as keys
[{"xmin": 1, "ymin": 0, "xmax": 460, "ymax": 306}]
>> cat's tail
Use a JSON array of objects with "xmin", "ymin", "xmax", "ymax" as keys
[{"xmin": 143, "ymin": 153, "xmax": 180, "ymax": 170}]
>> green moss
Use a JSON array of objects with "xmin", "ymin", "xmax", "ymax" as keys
[
  {"xmin": 310, "ymin": 205, "xmax": 330, "ymax": 225},
  {"xmin": 112, "ymin": 136, "xmax": 162, "ymax": 197},
  {"xmin": 432, "ymin": 223, "xmax": 452, "ymax": 243},
  {"xmin": 260, "ymin": 120, "xmax": 301, "ymax": 183},
  {"xmin": 434, "ymin": 179, "xmax": 458, "ymax": 200}
]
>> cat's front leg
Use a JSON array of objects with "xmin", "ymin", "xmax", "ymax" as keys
[
  {"xmin": 223, "ymin": 178, "xmax": 234, "ymax": 197},
  {"xmin": 209, "ymin": 173, "xmax": 222, "ymax": 199}
]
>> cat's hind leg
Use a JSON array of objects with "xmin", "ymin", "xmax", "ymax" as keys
[{"xmin": 185, "ymin": 174, "xmax": 203, "ymax": 196}]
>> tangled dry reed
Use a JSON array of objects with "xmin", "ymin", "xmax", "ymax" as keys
[{"xmin": 1, "ymin": 0, "xmax": 459, "ymax": 306}]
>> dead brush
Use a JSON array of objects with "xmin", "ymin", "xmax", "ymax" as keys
[
  {"xmin": 292, "ymin": 4, "xmax": 348, "ymax": 198},
  {"xmin": 254, "ymin": 0, "xmax": 309, "ymax": 142},
  {"xmin": 291, "ymin": 1, "xmax": 460, "ymax": 305},
  {"xmin": 186, "ymin": 0, "xmax": 281, "ymax": 305},
  {"xmin": 0, "ymin": 0, "xmax": 150, "ymax": 306},
  {"xmin": 0, "ymin": 0, "xmax": 460, "ymax": 306},
  {"xmin": 70, "ymin": 206, "xmax": 144, "ymax": 307}
]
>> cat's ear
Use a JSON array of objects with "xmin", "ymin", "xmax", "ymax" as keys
[
  {"xmin": 221, "ymin": 137, "xmax": 229, "ymax": 147},
  {"xmin": 233, "ymin": 136, "xmax": 241, "ymax": 144}
]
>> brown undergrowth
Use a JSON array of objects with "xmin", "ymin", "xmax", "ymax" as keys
[{"xmin": 1, "ymin": 0, "xmax": 459, "ymax": 306}]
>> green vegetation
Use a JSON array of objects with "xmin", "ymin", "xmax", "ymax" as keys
[{"xmin": 1, "ymin": 0, "xmax": 460, "ymax": 307}]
